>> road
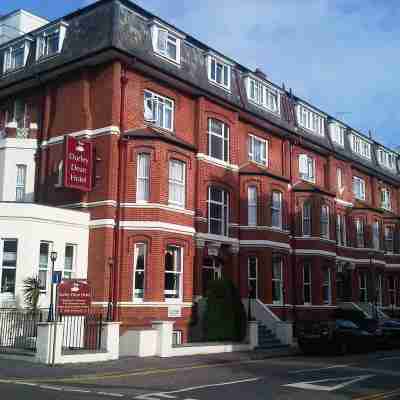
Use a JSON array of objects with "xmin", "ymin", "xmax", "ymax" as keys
[{"xmin": 2, "ymin": 351, "xmax": 400, "ymax": 399}]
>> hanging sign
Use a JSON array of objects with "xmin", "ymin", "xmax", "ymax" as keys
[
  {"xmin": 64, "ymin": 136, "xmax": 93, "ymax": 191},
  {"xmin": 57, "ymin": 279, "xmax": 92, "ymax": 315}
]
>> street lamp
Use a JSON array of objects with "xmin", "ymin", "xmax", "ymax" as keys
[
  {"xmin": 107, "ymin": 257, "xmax": 114, "ymax": 321},
  {"xmin": 48, "ymin": 251, "xmax": 58, "ymax": 322}
]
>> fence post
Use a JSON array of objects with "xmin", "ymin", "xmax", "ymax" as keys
[
  {"xmin": 36, "ymin": 322, "xmax": 63, "ymax": 364},
  {"xmin": 152, "ymin": 321, "xmax": 174, "ymax": 357},
  {"xmin": 101, "ymin": 321, "xmax": 120, "ymax": 360}
]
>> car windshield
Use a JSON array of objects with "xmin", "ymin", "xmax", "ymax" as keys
[{"xmin": 336, "ymin": 319, "xmax": 359, "ymax": 329}]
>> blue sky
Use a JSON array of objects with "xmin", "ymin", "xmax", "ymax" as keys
[{"xmin": 3, "ymin": 0, "xmax": 400, "ymax": 149}]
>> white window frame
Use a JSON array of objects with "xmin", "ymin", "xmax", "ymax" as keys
[
  {"xmin": 359, "ymin": 272, "xmax": 368, "ymax": 302},
  {"xmin": 297, "ymin": 104, "xmax": 325, "ymax": 136},
  {"xmin": 151, "ymin": 23, "xmax": 181, "ymax": 65},
  {"xmin": 350, "ymin": 133, "xmax": 371, "ymax": 159},
  {"xmin": 322, "ymin": 269, "xmax": 332, "ymax": 304},
  {"xmin": 372, "ymin": 220, "xmax": 380, "ymax": 250},
  {"xmin": 299, "ymin": 154, "xmax": 315, "ymax": 183},
  {"xmin": 384, "ymin": 225, "xmax": 394, "ymax": 253},
  {"xmin": 0, "ymin": 239, "xmax": 18, "ymax": 294},
  {"xmin": 271, "ymin": 191, "xmax": 283, "ymax": 229},
  {"xmin": 303, "ymin": 262, "xmax": 312, "ymax": 305},
  {"xmin": 38, "ymin": 241, "xmax": 52, "ymax": 292},
  {"xmin": 208, "ymin": 186, "xmax": 229, "ymax": 237},
  {"xmin": 355, "ymin": 218, "xmax": 365, "ymax": 248},
  {"xmin": 247, "ymin": 186, "xmax": 257, "ymax": 226},
  {"xmin": 381, "ymin": 188, "xmax": 391, "ymax": 211},
  {"xmin": 168, "ymin": 159, "xmax": 186, "ymax": 208},
  {"xmin": 329, "ymin": 122, "xmax": 345, "ymax": 146},
  {"xmin": 337, "ymin": 167, "xmax": 344, "ymax": 193},
  {"xmin": 248, "ymin": 256, "xmax": 258, "ymax": 298},
  {"xmin": 133, "ymin": 242, "xmax": 146, "ymax": 301},
  {"xmin": 144, "ymin": 90, "xmax": 174, "ymax": 132},
  {"xmin": 207, "ymin": 54, "xmax": 231, "ymax": 91},
  {"xmin": 15, "ymin": 164, "xmax": 27, "ymax": 202},
  {"xmin": 302, "ymin": 202, "xmax": 312, "ymax": 237},
  {"xmin": 8, "ymin": 99, "xmax": 28, "ymax": 129},
  {"xmin": 136, "ymin": 153, "xmax": 150, "ymax": 203},
  {"xmin": 336, "ymin": 214, "xmax": 347, "ymax": 246},
  {"xmin": 245, "ymin": 76, "xmax": 281, "ymax": 115},
  {"xmin": 272, "ymin": 256, "xmax": 283, "ymax": 305},
  {"xmin": 320, "ymin": 205, "xmax": 330, "ymax": 239},
  {"xmin": 248, "ymin": 134, "xmax": 268, "ymax": 166},
  {"xmin": 353, "ymin": 176, "xmax": 366, "ymax": 201},
  {"xmin": 208, "ymin": 118, "xmax": 229, "ymax": 162},
  {"xmin": 36, "ymin": 22, "xmax": 67, "ymax": 60},
  {"xmin": 377, "ymin": 148, "xmax": 397, "ymax": 171},
  {"xmin": 164, "ymin": 245, "xmax": 183, "ymax": 302},
  {"xmin": 63, "ymin": 244, "xmax": 76, "ymax": 279},
  {"xmin": 3, "ymin": 39, "xmax": 31, "ymax": 73}
]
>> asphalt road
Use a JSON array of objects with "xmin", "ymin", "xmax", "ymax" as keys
[{"xmin": 2, "ymin": 351, "xmax": 400, "ymax": 399}]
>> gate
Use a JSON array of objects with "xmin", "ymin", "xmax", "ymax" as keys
[
  {"xmin": 0, "ymin": 309, "xmax": 42, "ymax": 352},
  {"xmin": 61, "ymin": 314, "xmax": 103, "ymax": 353}
]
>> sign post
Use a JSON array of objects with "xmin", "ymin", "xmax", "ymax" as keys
[{"xmin": 57, "ymin": 280, "xmax": 92, "ymax": 316}]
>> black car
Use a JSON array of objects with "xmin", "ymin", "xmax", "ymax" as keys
[{"xmin": 297, "ymin": 319, "xmax": 375, "ymax": 355}]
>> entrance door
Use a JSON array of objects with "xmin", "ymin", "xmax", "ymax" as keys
[{"xmin": 202, "ymin": 257, "xmax": 222, "ymax": 296}]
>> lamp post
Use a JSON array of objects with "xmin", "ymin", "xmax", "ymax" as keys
[
  {"xmin": 107, "ymin": 257, "xmax": 114, "ymax": 321},
  {"xmin": 48, "ymin": 251, "xmax": 58, "ymax": 322}
]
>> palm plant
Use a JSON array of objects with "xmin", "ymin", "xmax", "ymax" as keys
[{"xmin": 23, "ymin": 277, "xmax": 41, "ymax": 316}]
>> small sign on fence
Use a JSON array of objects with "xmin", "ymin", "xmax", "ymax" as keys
[
  {"xmin": 52, "ymin": 271, "xmax": 62, "ymax": 284},
  {"xmin": 57, "ymin": 280, "xmax": 92, "ymax": 315}
]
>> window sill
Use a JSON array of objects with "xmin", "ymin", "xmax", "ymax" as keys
[
  {"xmin": 196, "ymin": 153, "xmax": 239, "ymax": 171},
  {"xmin": 36, "ymin": 52, "xmax": 60, "ymax": 64},
  {"xmin": 153, "ymin": 50, "xmax": 181, "ymax": 67},
  {"xmin": 208, "ymin": 79, "xmax": 231, "ymax": 93},
  {"xmin": 248, "ymin": 159, "xmax": 268, "ymax": 168},
  {"xmin": 298, "ymin": 125, "xmax": 325, "ymax": 137},
  {"xmin": 143, "ymin": 121, "xmax": 174, "ymax": 135},
  {"xmin": 248, "ymin": 98, "xmax": 280, "ymax": 117}
]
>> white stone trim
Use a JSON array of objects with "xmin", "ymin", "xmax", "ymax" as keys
[
  {"xmin": 294, "ymin": 249, "xmax": 337, "ymax": 257},
  {"xmin": 383, "ymin": 264, "xmax": 400, "ymax": 269},
  {"xmin": 239, "ymin": 240, "xmax": 291, "ymax": 250},
  {"xmin": 121, "ymin": 202, "xmax": 195, "ymax": 216},
  {"xmin": 0, "ymin": 138, "xmax": 38, "ymax": 150},
  {"xmin": 89, "ymin": 219, "xmax": 116, "ymax": 229},
  {"xmin": 335, "ymin": 198, "xmax": 353, "ymax": 207},
  {"xmin": 239, "ymin": 225, "xmax": 290, "ymax": 234},
  {"xmin": 336, "ymin": 255, "xmax": 386, "ymax": 265},
  {"xmin": 120, "ymin": 221, "xmax": 195, "ymax": 236},
  {"xmin": 294, "ymin": 236, "xmax": 336, "ymax": 244},
  {"xmin": 118, "ymin": 301, "xmax": 192, "ymax": 308},
  {"xmin": 196, "ymin": 153, "xmax": 239, "ymax": 171},
  {"xmin": 195, "ymin": 232, "xmax": 239, "ymax": 245},
  {"xmin": 41, "ymin": 125, "xmax": 120, "ymax": 147},
  {"xmin": 195, "ymin": 216, "xmax": 207, "ymax": 222},
  {"xmin": 64, "ymin": 200, "xmax": 118, "ymax": 209}
]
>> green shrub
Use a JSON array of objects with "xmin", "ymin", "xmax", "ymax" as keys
[{"xmin": 204, "ymin": 279, "xmax": 247, "ymax": 342}]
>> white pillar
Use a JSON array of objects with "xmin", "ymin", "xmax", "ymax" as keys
[
  {"xmin": 275, "ymin": 321, "xmax": 293, "ymax": 345},
  {"xmin": 248, "ymin": 320, "xmax": 259, "ymax": 349},
  {"xmin": 101, "ymin": 322, "xmax": 120, "ymax": 360},
  {"xmin": 35, "ymin": 322, "xmax": 63, "ymax": 364},
  {"xmin": 152, "ymin": 321, "xmax": 174, "ymax": 357}
]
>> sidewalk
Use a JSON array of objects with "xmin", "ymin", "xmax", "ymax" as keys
[{"xmin": 0, "ymin": 347, "xmax": 299, "ymax": 382}]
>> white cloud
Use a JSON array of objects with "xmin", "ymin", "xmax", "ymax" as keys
[{"xmin": 134, "ymin": 0, "xmax": 400, "ymax": 147}]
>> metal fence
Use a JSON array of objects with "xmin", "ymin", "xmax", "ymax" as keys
[
  {"xmin": 60, "ymin": 314, "xmax": 103, "ymax": 353},
  {"xmin": 0, "ymin": 309, "xmax": 43, "ymax": 352}
]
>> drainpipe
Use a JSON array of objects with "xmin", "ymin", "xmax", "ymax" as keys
[{"xmin": 112, "ymin": 65, "xmax": 129, "ymax": 321}]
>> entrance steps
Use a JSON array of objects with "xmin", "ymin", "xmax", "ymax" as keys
[{"xmin": 256, "ymin": 322, "xmax": 290, "ymax": 351}]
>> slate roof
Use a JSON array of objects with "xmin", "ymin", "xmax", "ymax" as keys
[{"xmin": 0, "ymin": 0, "xmax": 398, "ymax": 185}]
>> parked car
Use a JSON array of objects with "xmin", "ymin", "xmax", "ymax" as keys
[
  {"xmin": 379, "ymin": 319, "xmax": 400, "ymax": 348},
  {"xmin": 297, "ymin": 319, "xmax": 375, "ymax": 355}
]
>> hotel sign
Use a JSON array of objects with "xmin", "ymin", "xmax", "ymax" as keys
[
  {"xmin": 57, "ymin": 279, "xmax": 92, "ymax": 315},
  {"xmin": 64, "ymin": 136, "xmax": 93, "ymax": 191}
]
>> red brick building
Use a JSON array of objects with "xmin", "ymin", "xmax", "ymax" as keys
[{"xmin": 1, "ymin": 0, "xmax": 400, "ymax": 341}]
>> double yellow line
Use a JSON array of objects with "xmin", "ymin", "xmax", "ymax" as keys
[{"xmin": 354, "ymin": 387, "xmax": 400, "ymax": 400}]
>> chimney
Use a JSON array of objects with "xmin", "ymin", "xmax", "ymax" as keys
[{"xmin": 254, "ymin": 68, "xmax": 267, "ymax": 80}]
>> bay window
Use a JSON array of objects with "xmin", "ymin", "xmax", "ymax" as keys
[
  {"xmin": 353, "ymin": 176, "xmax": 366, "ymax": 201},
  {"xmin": 271, "ymin": 191, "xmax": 283, "ymax": 229},
  {"xmin": 0, "ymin": 239, "xmax": 17, "ymax": 294},
  {"xmin": 164, "ymin": 246, "xmax": 183, "ymax": 300},
  {"xmin": 384, "ymin": 225, "xmax": 394, "ymax": 253},
  {"xmin": 355, "ymin": 218, "xmax": 365, "ymax": 248},
  {"xmin": 136, "ymin": 153, "xmax": 150, "ymax": 202},
  {"xmin": 381, "ymin": 188, "xmax": 391, "ymax": 211},
  {"xmin": 372, "ymin": 220, "xmax": 380, "ymax": 250},
  {"xmin": 247, "ymin": 186, "xmax": 257, "ymax": 226},
  {"xmin": 208, "ymin": 118, "xmax": 229, "ymax": 162},
  {"xmin": 208, "ymin": 186, "xmax": 229, "ymax": 236},
  {"xmin": 169, "ymin": 159, "xmax": 186, "ymax": 207},
  {"xmin": 322, "ymin": 268, "xmax": 332, "ymax": 304},
  {"xmin": 320, "ymin": 205, "xmax": 330, "ymax": 239},
  {"xmin": 248, "ymin": 256, "xmax": 258, "ymax": 298},
  {"xmin": 359, "ymin": 272, "xmax": 368, "ymax": 302},
  {"xmin": 302, "ymin": 201, "xmax": 312, "ymax": 236},
  {"xmin": 248, "ymin": 134, "xmax": 268, "ymax": 166},
  {"xmin": 303, "ymin": 262, "xmax": 312, "ymax": 304},
  {"xmin": 336, "ymin": 214, "xmax": 346, "ymax": 246},
  {"xmin": 133, "ymin": 243, "xmax": 146, "ymax": 300},
  {"xmin": 272, "ymin": 256, "xmax": 283, "ymax": 304}
]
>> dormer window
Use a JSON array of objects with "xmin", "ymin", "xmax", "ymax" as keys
[
  {"xmin": 36, "ymin": 22, "xmax": 67, "ymax": 60},
  {"xmin": 3, "ymin": 39, "xmax": 31, "ymax": 73},
  {"xmin": 207, "ymin": 54, "xmax": 231, "ymax": 91},
  {"xmin": 350, "ymin": 133, "xmax": 371, "ymax": 159},
  {"xmin": 151, "ymin": 22, "xmax": 182, "ymax": 64},
  {"xmin": 329, "ymin": 122, "xmax": 345, "ymax": 146},
  {"xmin": 377, "ymin": 148, "xmax": 396, "ymax": 171},
  {"xmin": 245, "ymin": 76, "xmax": 280, "ymax": 115},
  {"xmin": 297, "ymin": 104, "xmax": 325, "ymax": 136}
]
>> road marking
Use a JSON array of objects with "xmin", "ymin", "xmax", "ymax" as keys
[
  {"xmin": 97, "ymin": 392, "xmax": 125, "ymax": 397},
  {"xmin": 284, "ymin": 374, "xmax": 374, "ymax": 392},
  {"xmin": 135, "ymin": 378, "xmax": 260, "ymax": 400},
  {"xmin": 290, "ymin": 364, "xmax": 350, "ymax": 374},
  {"xmin": 354, "ymin": 388, "xmax": 400, "ymax": 400},
  {"xmin": 39, "ymin": 385, "xmax": 64, "ymax": 391},
  {"xmin": 378, "ymin": 356, "xmax": 400, "ymax": 361}
]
